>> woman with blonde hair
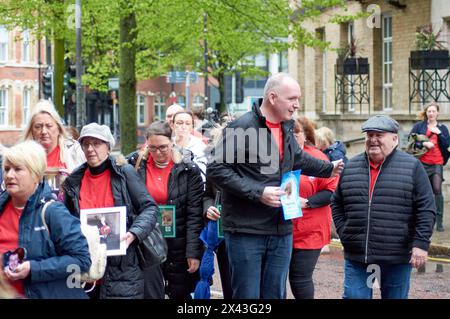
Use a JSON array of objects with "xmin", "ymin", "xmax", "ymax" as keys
[
  {"xmin": 315, "ymin": 126, "xmax": 348, "ymax": 165},
  {"xmin": 0, "ymin": 141, "xmax": 91, "ymax": 298},
  {"xmin": 22, "ymin": 100, "xmax": 85, "ymax": 173},
  {"xmin": 410, "ymin": 102, "xmax": 450, "ymax": 232}
]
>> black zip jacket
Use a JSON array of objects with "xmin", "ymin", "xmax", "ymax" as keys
[{"xmin": 207, "ymin": 104, "xmax": 334, "ymax": 235}]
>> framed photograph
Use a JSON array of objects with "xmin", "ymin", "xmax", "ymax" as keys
[
  {"xmin": 158, "ymin": 205, "xmax": 176, "ymax": 238},
  {"xmin": 80, "ymin": 206, "xmax": 127, "ymax": 256}
]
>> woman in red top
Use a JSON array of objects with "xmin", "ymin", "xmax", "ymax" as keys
[
  {"xmin": 289, "ymin": 116, "xmax": 339, "ymax": 299},
  {"xmin": 410, "ymin": 103, "xmax": 450, "ymax": 232},
  {"xmin": 128, "ymin": 121, "xmax": 204, "ymax": 299},
  {"xmin": 22, "ymin": 100, "xmax": 85, "ymax": 193}
]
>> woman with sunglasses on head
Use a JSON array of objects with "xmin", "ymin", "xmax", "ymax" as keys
[
  {"xmin": 0, "ymin": 141, "xmax": 90, "ymax": 299},
  {"xmin": 128, "ymin": 121, "xmax": 204, "ymax": 299},
  {"xmin": 410, "ymin": 103, "xmax": 450, "ymax": 232},
  {"xmin": 170, "ymin": 111, "xmax": 207, "ymax": 181},
  {"xmin": 62, "ymin": 123, "xmax": 158, "ymax": 299}
]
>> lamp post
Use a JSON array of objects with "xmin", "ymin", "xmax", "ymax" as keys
[
  {"xmin": 75, "ymin": 0, "xmax": 85, "ymax": 130},
  {"xmin": 203, "ymin": 12, "xmax": 209, "ymax": 110}
]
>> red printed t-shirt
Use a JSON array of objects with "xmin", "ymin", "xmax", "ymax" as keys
[
  {"xmin": 266, "ymin": 120, "xmax": 284, "ymax": 160},
  {"xmin": 292, "ymin": 145, "xmax": 339, "ymax": 249},
  {"xmin": 47, "ymin": 145, "xmax": 67, "ymax": 169},
  {"xmin": 420, "ymin": 129, "xmax": 444, "ymax": 165},
  {"xmin": 369, "ymin": 161, "xmax": 381, "ymax": 200},
  {"xmin": 79, "ymin": 169, "xmax": 115, "ymax": 209},
  {"xmin": 0, "ymin": 200, "xmax": 25, "ymax": 296},
  {"xmin": 146, "ymin": 157, "xmax": 174, "ymax": 205}
]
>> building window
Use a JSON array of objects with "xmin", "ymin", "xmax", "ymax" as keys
[
  {"xmin": 244, "ymin": 54, "xmax": 269, "ymax": 89},
  {"xmin": 0, "ymin": 89, "xmax": 8, "ymax": 126},
  {"xmin": 22, "ymin": 30, "xmax": 30, "ymax": 63},
  {"xmin": 0, "ymin": 26, "xmax": 8, "ymax": 62},
  {"xmin": 23, "ymin": 88, "xmax": 31, "ymax": 125},
  {"xmin": 154, "ymin": 95, "xmax": 166, "ymax": 121},
  {"xmin": 192, "ymin": 95, "xmax": 204, "ymax": 108},
  {"xmin": 382, "ymin": 15, "xmax": 392, "ymax": 110},
  {"xmin": 137, "ymin": 95, "xmax": 146, "ymax": 125},
  {"xmin": 278, "ymin": 51, "xmax": 288, "ymax": 73},
  {"xmin": 177, "ymin": 95, "xmax": 185, "ymax": 108}
]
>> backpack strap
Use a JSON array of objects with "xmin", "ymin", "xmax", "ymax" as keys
[{"xmin": 40, "ymin": 200, "xmax": 55, "ymax": 234}]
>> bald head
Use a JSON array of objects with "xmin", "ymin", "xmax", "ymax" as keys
[
  {"xmin": 263, "ymin": 73, "xmax": 300, "ymax": 100},
  {"xmin": 165, "ymin": 104, "xmax": 184, "ymax": 124}
]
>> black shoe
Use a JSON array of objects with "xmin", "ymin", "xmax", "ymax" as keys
[{"xmin": 436, "ymin": 225, "xmax": 445, "ymax": 232}]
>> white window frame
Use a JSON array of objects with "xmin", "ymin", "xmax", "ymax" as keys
[
  {"xmin": 177, "ymin": 95, "xmax": 185, "ymax": 108},
  {"xmin": 192, "ymin": 95, "xmax": 204, "ymax": 108},
  {"xmin": 22, "ymin": 88, "xmax": 31, "ymax": 125},
  {"xmin": 0, "ymin": 26, "xmax": 8, "ymax": 62},
  {"xmin": 137, "ymin": 94, "xmax": 146, "ymax": 125},
  {"xmin": 0, "ymin": 89, "xmax": 8, "ymax": 127},
  {"xmin": 382, "ymin": 15, "xmax": 393, "ymax": 110},
  {"xmin": 154, "ymin": 95, "xmax": 166, "ymax": 121},
  {"xmin": 22, "ymin": 30, "xmax": 30, "ymax": 63}
]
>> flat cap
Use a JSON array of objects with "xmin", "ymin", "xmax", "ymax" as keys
[
  {"xmin": 79, "ymin": 122, "xmax": 115, "ymax": 149},
  {"xmin": 361, "ymin": 115, "xmax": 399, "ymax": 133}
]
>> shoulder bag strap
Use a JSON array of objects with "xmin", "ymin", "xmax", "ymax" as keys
[{"xmin": 40, "ymin": 200, "xmax": 55, "ymax": 234}]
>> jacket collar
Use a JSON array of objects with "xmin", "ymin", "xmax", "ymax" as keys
[
  {"xmin": 252, "ymin": 103, "xmax": 295, "ymax": 132},
  {"xmin": 0, "ymin": 181, "xmax": 53, "ymax": 215}
]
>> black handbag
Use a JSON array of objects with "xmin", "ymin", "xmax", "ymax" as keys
[{"xmin": 136, "ymin": 224, "xmax": 168, "ymax": 269}]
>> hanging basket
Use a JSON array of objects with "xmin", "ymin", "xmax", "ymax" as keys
[
  {"xmin": 410, "ymin": 50, "xmax": 450, "ymax": 70},
  {"xmin": 336, "ymin": 57, "xmax": 369, "ymax": 75}
]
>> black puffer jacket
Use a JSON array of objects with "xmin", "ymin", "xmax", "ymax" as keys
[
  {"xmin": 331, "ymin": 149, "xmax": 435, "ymax": 264},
  {"xmin": 128, "ymin": 151, "xmax": 204, "ymax": 293},
  {"xmin": 62, "ymin": 156, "xmax": 158, "ymax": 299},
  {"xmin": 207, "ymin": 104, "xmax": 333, "ymax": 235}
]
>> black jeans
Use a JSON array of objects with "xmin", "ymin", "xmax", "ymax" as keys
[{"xmin": 289, "ymin": 248, "xmax": 321, "ymax": 299}]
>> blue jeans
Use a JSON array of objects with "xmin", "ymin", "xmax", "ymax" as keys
[
  {"xmin": 224, "ymin": 232, "xmax": 292, "ymax": 299},
  {"xmin": 343, "ymin": 259, "xmax": 412, "ymax": 299}
]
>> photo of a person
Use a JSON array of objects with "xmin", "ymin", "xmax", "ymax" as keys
[
  {"xmin": 285, "ymin": 182, "xmax": 293, "ymax": 199},
  {"xmin": 161, "ymin": 210, "xmax": 173, "ymax": 227},
  {"xmin": 86, "ymin": 212, "xmax": 121, "ymax": 252},
  {"xmin": 3, "ymin": 248, "xmax": 26, "ymax": 273}
]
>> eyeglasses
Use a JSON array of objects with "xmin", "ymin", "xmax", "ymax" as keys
[
  {"xmin": 81, "ymin": 140, "xmax": 105, "ymax": 150},
  {"xmin": 148, "ymin": 144, "xmax": 170, "ymax": 153}
]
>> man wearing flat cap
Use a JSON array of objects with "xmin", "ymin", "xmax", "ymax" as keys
[{"xmin": 331, "ymin": 115, "xmax": 435, "ymax": 299}]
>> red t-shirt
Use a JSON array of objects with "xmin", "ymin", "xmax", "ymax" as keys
[
  {"xmin": 0, "ymin": 200, "xmax": 25, "ymax": 296},
  {"xmin": 79, "ymin": 169, "xmax": 115, "ymax": 209},
  {"xmin": 47, "ymin": 145, "xmax": 67, "ymax": 169},
  {"xmin": 265, "ymin": 120, "xmax": 284, "ymax": 160},
  {"xmin": 420, "ymin": 129, "xmax": 444, "ymax": 165},
  {"xmin": 145, "ymin": 157, "xmax": 174, "ymax": 205},
  {"xmin": 369, "ymin": 160, "xmax": 381, "ymax": 200},
  {"xmin": 292, "ymin": 145, "xmax": 339, "ymax": 249}
]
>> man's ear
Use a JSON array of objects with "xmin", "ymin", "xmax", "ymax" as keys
[{"xmin": 268, "ymin": 91, "xmax": 277, "ymax": 105}]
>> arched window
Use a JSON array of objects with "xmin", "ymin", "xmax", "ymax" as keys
[
  {"xmin": 0, "ymin": 87, "xmax": 8, "ymax": 126},
  {"xmin": 0, "ymin": 26, "xmax": 8, "ymax": 62}
]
